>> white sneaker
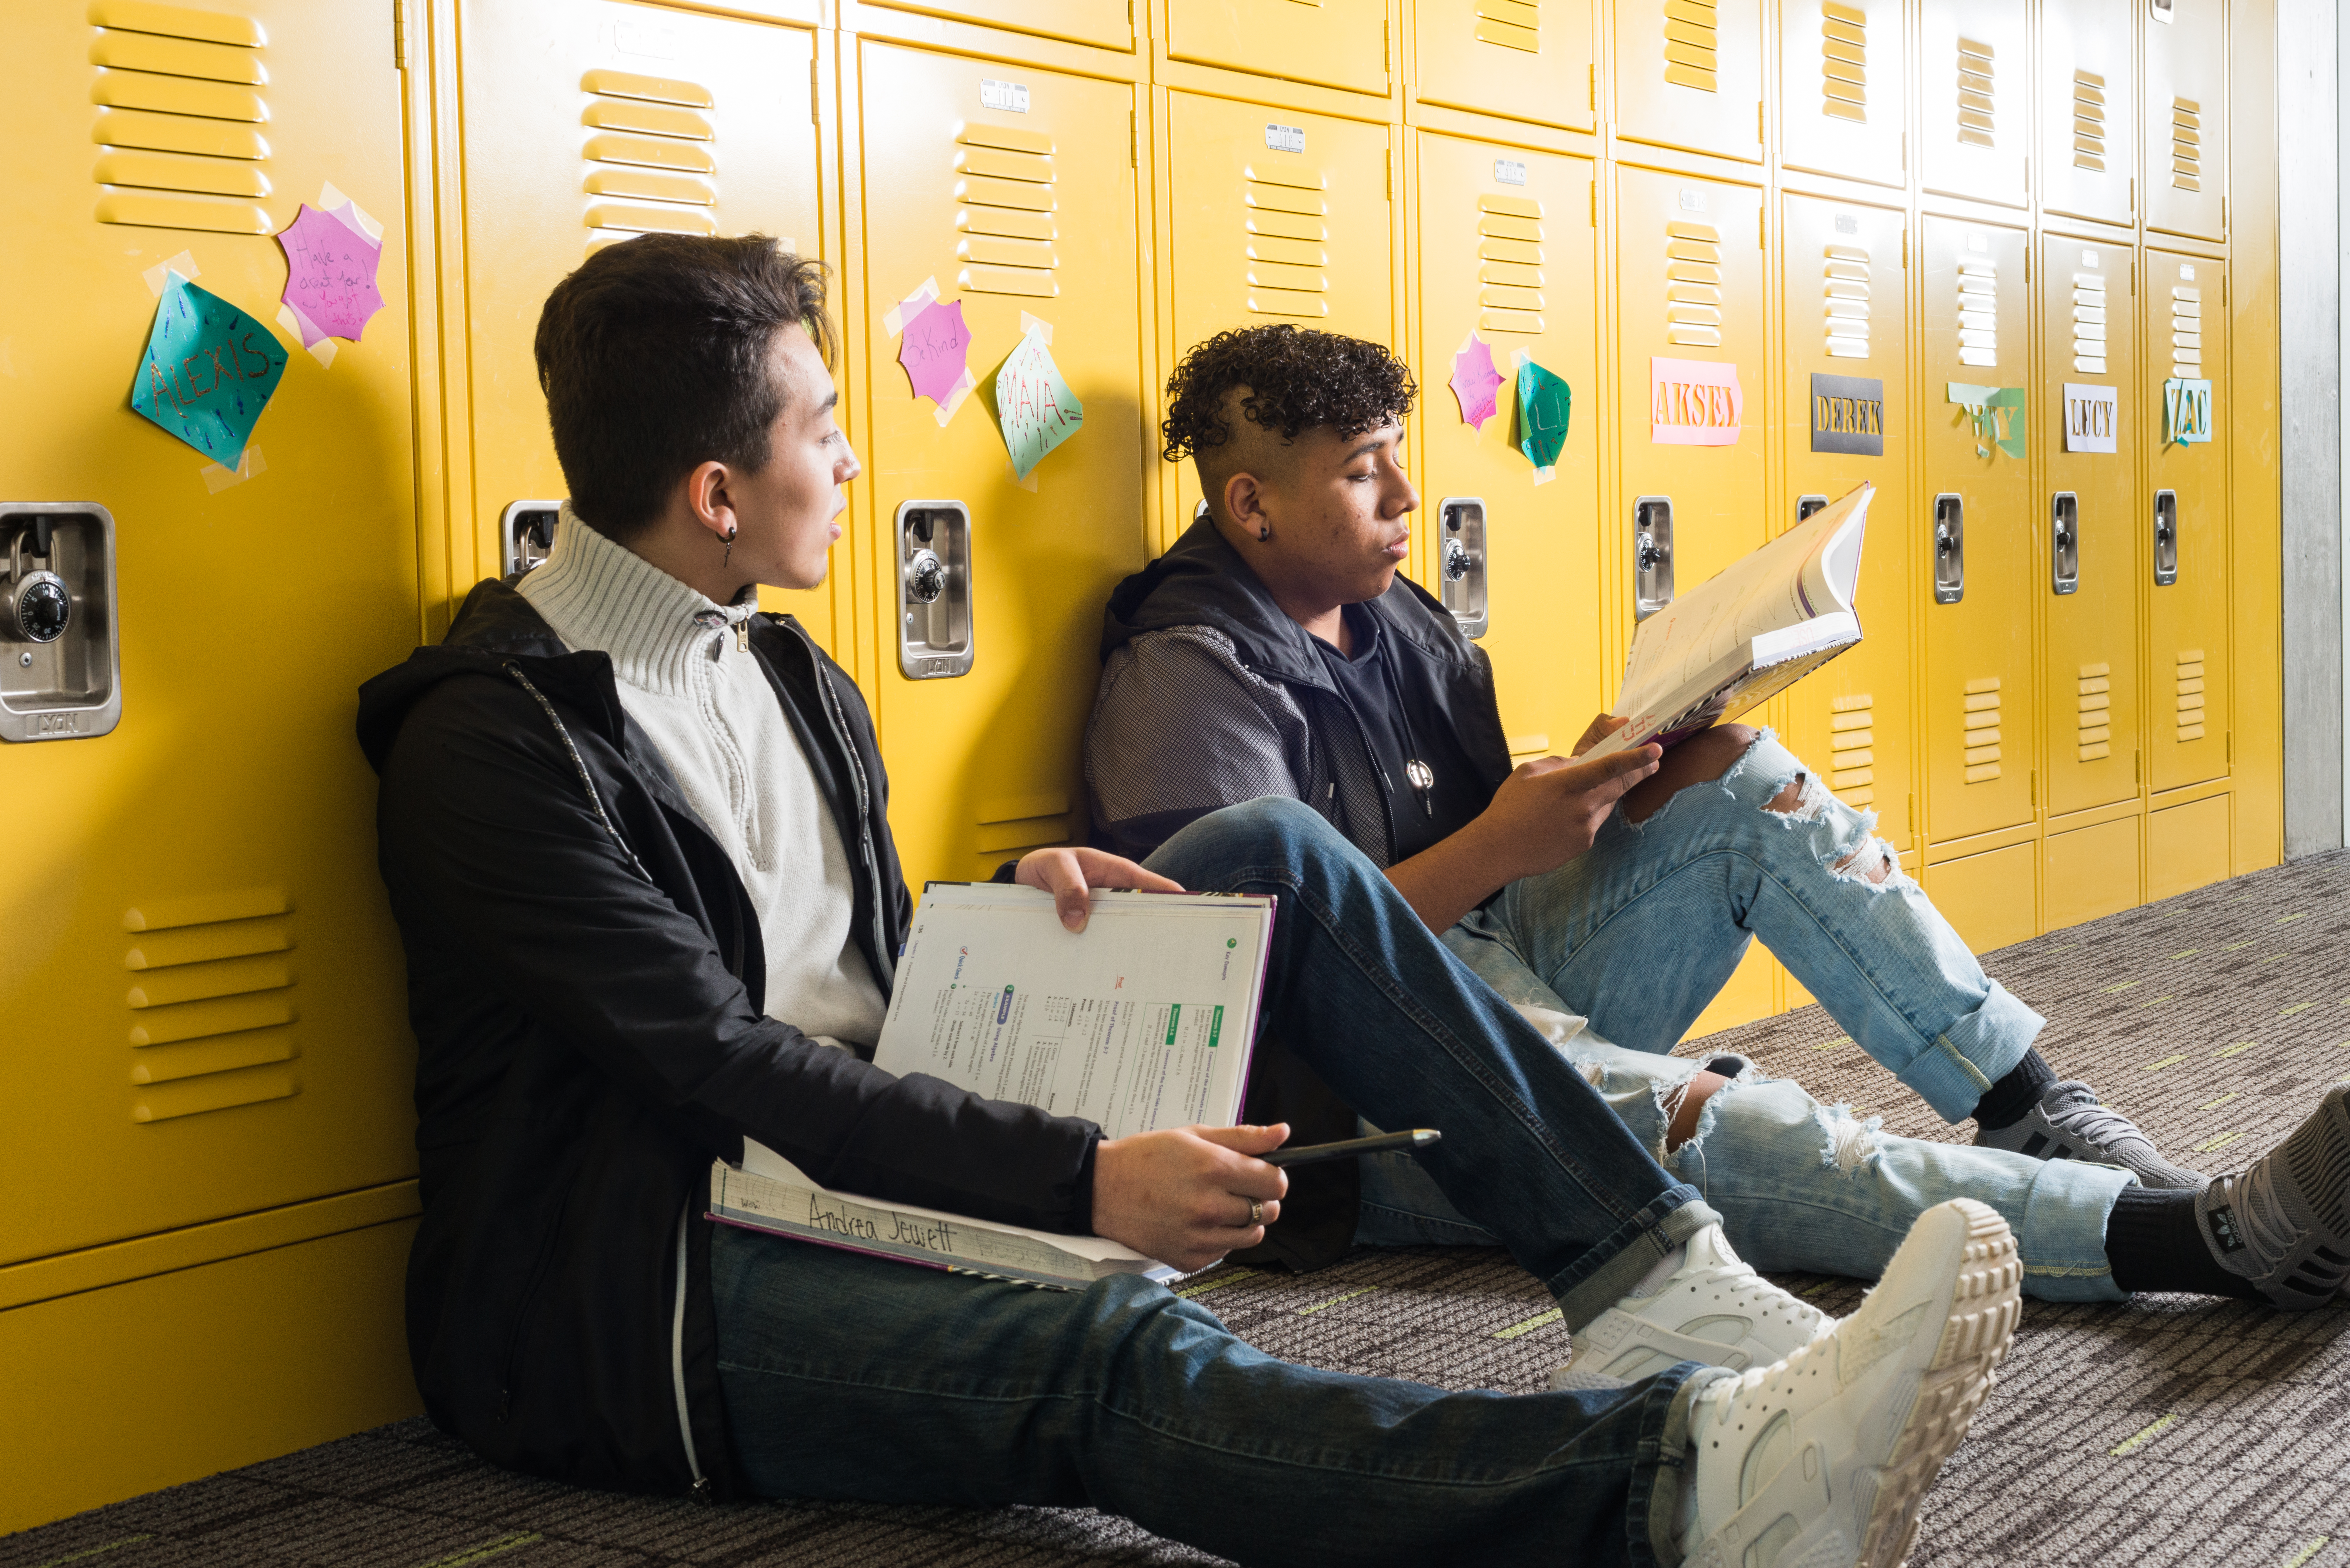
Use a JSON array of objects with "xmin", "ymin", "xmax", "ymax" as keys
[
  {"xmin": 1558, "ymin": 1224, "xmax": 1831, "ymax": 1386},
  {"xmin": 1678, "ymin": 1198, "xmax": 2020, "ymax": 1568}
]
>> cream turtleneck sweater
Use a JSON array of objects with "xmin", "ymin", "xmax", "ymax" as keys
[{"xmin": 518, "ymin": 508, "xmax": 888, "ymax": 1051}]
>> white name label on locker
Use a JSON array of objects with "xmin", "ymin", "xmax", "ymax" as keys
[
  {"xmin": 1265, "ymin": 123, "xmax": 1306, "ymax": 155},
  {"xmin": 1493, "ymin": 158, "xmax": 1528, "ymax": 185},
  {"xmin": 2064, "ymin": 384, "xmax": 2118, "ymax": 453},
  {"xmin": 613, "ymin": 20, "xmax": 678, "ymax": 58},
  {"xmin": 1679, "ymin": 186, "xmax": 1707, "ymax": 211},
  {"xmin": 981, "ymin": 79, "xmax": 1031, "ymax": 113}
]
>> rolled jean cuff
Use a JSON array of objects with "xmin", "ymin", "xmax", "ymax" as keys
[
  {"xmin": 1636, "ymin": 1364, "xmax": 1739, "ymax": 1568},
  {"xmin": 1900, "ymin": 979, "xmax": 2045, "ymax": 1123},
  {"xmin": 1551, "ymin": 1186, "xmax": 1722, "ymax": 1330},
  {"xmin": 2020, "ymin": 1155, "xmax": 2136, "ymax": 1303}
]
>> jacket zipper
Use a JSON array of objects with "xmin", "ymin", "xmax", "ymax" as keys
[
  {"xmin": 496, "ymin": 1162, "xmax": 581, "ymax": 1424},
  {"xmin": 802, "ymin": 633, "xmax": 891, "ymax": 973},
  {"xmin": 670, "ymin": 1192, "xmax": 712, "ymax": 1500}
]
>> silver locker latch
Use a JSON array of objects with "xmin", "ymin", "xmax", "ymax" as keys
[
  {"xmin": 1796, "ymin": 494, "xmax": 1828, "ymax": 523},
  {"xmin": 1932, "ymin": 493, "xmax": 1965, "ymax": 604},
  {"xmin": 1437, "ymin": 497, "xmax": 1487, "ymax": 639},
  {"xmin": 1632, "ymin": 496, "xmax": 1674, "ymax": 620},
  {"xmin": 2050, "ymin": 492, "xmax": 2080, "ymax": 595},
  {"xmin": 897, "ymin": 500, "xmax": 974, "ymax": 679},
  {"xmin": 0, "ymin": 503, "xmax": 121, "ymax": 744},
  {"xmin": 501, "ymin": 499, "xmax": 564, "ymax": 577},
  {"xmin": 2152, "ymin": 489, "xmax": 2179, "ymax": 586}
]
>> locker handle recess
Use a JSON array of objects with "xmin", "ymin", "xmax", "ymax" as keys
[
  {"xmin": 1436, "ymin": 497, "xmax": 1487, "ymax": 640},
  {"xmin": 501, "ymin": 498, "xmax": 564, "ymax": 577},
  {"xmin": 1632, "ymin": 497, "xmax": 1674, "ymax": 620},
  {"xmin": 1796, "ymin": 494, "xmax": 1828, "ymax": 524},
  {"xmin": 1932, "ymin": 494, "xmax": 1964, "ymax": 605},
  {"xmin": 2153, "ymin": 489, "xmax": 2179, "ymax": 586},
  {"xmin": 0, "ymin": 502, "xmax": 121, "ymax": 744},
  {"xmin": 2051, "ymin": 492, "xmax": 2079, "ymax": 596},
  {"xmin": 897, "ymin": 499, "xmax": 974, "ymax": 680}
]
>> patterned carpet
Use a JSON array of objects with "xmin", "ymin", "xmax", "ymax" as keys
[{"xmin": 11, "ymin": 851, "xmax": 2350, "ymax": 1568}]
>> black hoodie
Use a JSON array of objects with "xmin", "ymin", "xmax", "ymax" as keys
[{"xmin": 357, "ymin": 577, "xmax": 1099, "ymax": 1499}]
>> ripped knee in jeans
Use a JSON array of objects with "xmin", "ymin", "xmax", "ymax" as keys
[
  {"xmin": 1762, "ymin": 771, "xmax": 1899, "ymax": 887},
  {"xmin": 1814, "ymin": 1102, "xmax": 1885, "ymax": 1173}
]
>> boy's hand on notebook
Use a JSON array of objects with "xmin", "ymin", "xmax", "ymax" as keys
[
  {"xmin": 1093, "ymin": 1123, "xmax": 1291, "ymax": 1272},
  {"xmin": 1016, "ymin": 847, "xmax": 1186, "ymax": 933},
  {"xmin": 1569, "ymin": 712, "xmax": 1628, "ymax": 759}
]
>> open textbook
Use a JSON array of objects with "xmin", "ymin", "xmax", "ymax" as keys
[
  {"xmin": 710, "ymin": 882, "xmax": 1277, "ymax": 1289},
  {"xmin": 1585, "ymin": 483, "xmax": 1871, "ymax": 758}
]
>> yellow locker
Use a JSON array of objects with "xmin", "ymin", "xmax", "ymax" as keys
[
  {"xmin": 856, "ymin": 44, "xmax": 1147, "ymax": 885},
  {"xmin": 1166, "ymin": 0, "xmax": 1392, "ymax": 98},
  {"xmin": 1414, "ymin": 0, "xmax": 1596, "ymax": 133},
  {"xmin": 1776, "ymin": 0, "xmax": 1905, "ymax": 187},
  {"xmin": 2147, "ymin": 791, "xmax": 2229, "ymax": 899},
  {"xmin": 856, "ymin": 0, "xmax": 1135, "ymax": 52},
  {"xmin": 2039, "ymin": 0, "xmax": 2136, "ymax": 228},
  {"xmin": 1920, "ymin": 217, "xmax": 2036, "ymax": 844},
  {"xmin": 2, "ymin": 0, "xmax": 420, "ymax": 1262},
  {"xmin": 1916, "ymin": 0, "xmax": 2025, "ymax": 207},
  {"xmin": 1165, "ymin": 92, "xmax": 1397, "ymax": 531},
  {"xmin": 1411, "ymin": 135, "xmax": 1603, "ymax": 760},
  {"xmin": 1776, "ymin": 196, "xmax": 1911, "ymax": 855},
  {"xmin": 2144, "ymin": 0, "xmax": 2226, "ymax": 240},
  {"xmin": 2040, "ymin": 238, "xmax": 2140, "ymax": 816},
  {"xmin": 1926, "ymin": 840, "xmax": 2038, "ymax": 954},
  {"xmin": 2145, "ymin": 248, "xmax": 2229, "ymax": 793},
  {"xmin": 2043, "ymin": 813, "xmax": 2140, "ymax": 927},
  {"xmin": 451, "ymin": 1, "xmax": 830, "ymax": 644},
  {"xmin": 1611, "ymin": 0, "xmax": 1764, "ymax": 162}
]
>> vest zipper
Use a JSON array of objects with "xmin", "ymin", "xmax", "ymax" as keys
[{"xmin": 671, "ymin": 1192, "xmax": 712, "ymax": 1500}]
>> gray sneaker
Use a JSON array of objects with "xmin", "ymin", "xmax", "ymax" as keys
[
  {"xmin": 1974, "ymin": 1079, "xmax": 2204, "ymax": 1189},
  {"xmin": 2195, "ymin": 1084, "xmax": 2350, "ymax": 1310}
]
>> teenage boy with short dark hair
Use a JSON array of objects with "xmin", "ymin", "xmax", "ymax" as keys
[
  {"xmin": 1084, "ymin": 323, "xmax": 2350, "ymax": 1323},
  {"xmin": 360, "ymin": 234, "xmax": 2019, "ymax": 1567}
]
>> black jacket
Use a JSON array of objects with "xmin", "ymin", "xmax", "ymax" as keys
[{"xmin": 357, "ymin": 578, "xmax": 1100, "ymax": 1498}]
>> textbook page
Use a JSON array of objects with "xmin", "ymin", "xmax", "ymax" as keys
[{"xmin": 876, "ymin": 883, "xmax": 1276, "ymax": 1139}]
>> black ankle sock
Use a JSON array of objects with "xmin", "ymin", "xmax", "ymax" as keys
[
  {"xmin": 2105, "ymin": 1184, "xmax": 2262, "ymax": 1299},
  {"xmin": 1973, "ymin": 1048, "xmax": 2058, "ymax": 1131}
]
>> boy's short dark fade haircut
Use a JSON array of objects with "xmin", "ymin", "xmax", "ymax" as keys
[
  {"xmin": 1159, "ymin": 324, "xmax": 1417, "ymax": 463},
  {"xmin": 534, "ymin": 232, "xmax": 836, "ymax": 542}
]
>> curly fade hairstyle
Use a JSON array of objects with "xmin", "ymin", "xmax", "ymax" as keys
[{"xmin": 1160, "ymin": 324, "xmax": 1417, "ymax": 463}]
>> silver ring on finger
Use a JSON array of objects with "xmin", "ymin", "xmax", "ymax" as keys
[{"xmin": 1248, "ymin": 1199, "xmax": 1264, "ymax": 1226}]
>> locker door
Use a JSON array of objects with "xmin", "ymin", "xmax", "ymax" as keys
[
  {"xmin": 453, "ymin": 3, "xmax": 829, "ymax": 645},
  {"xmin": 858, "ymin": 45, "xmax": 1146, "ymax": 886},
  {"xmin": 2041, "ymin": 239, "xmax": 2139, "ymax": 818},
  {"xmin": 2039, "ymin": 0, "xmax": 2136, "ymax": 228},
  {"xmin": 2144, "ymin": 0, "xmax": 2225, "ymax": 241},
  {"xmin": 1920, "ymin": 218, "xmax": 2036, "ymax": 845},
  {"xmin": 2145, "ymin": 249, "xmax": 2229, "ymax": 793},
  {"xmin": 1916, "ymin": 0, "xmax": 2025, "ymax": 207},
  {"xmin": 1777, "ymin": 196, "xmax": 1911, "ymax": 858},
  {"xmin": 1612, "ymin": 0, "xmax": 1764, "ymax": 163},
  {"xmin": 1777, "ymin": 0, "xmax": 1906, "ymax": 188},
  {"xmin": 1416, "ymin": 0, "xmax": 1596, "ymax": 133},
  {"xmin": 860, "ymin": 0, "xmax": 1134, "ymax": 52},
  {"xmin": 1165, "ymin": 93, "xmax": 1396, "ymax": 531},
  {"xmin": 1166, "ymin": 0, "xmax": 1391, "ymax": 98},
  {"xmin": 1412, "ymin": 136, "xmax": 1602, "ymax": 763},
  {"xmin": 1615, "ymin": 169, "xmax": 1765, "ymax": 605},
  {"xmin": 1, "ymin": 0, "xmax": 419, "ymax": 1261}
]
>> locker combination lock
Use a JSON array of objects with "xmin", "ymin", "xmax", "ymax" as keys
[
  {"xmin": 2050, "ymin": 492, "xmax": 2080, "ymax": 596},
  {"xmin": 0, "ymin": 503, "xmax": 122, "ymax": 744},
  {"xmin": 1931, "ymin": 493, "xmax": 1965, "ymax": 605},
  {"xmin": 1632, "ymin": 496, "xmax": 1674, "ymax": 621},
  {"xmin": 2152, "ymin": 489, "xmax": 2179, "ymax": 586},
  {"xmin": 1795, "ymin": 494, "xmax": 1828, "ymax": 524},
  {"xmin": 1436, "ymin": 497, "xmax": 1488, "ymax": 640},
  {"xmin": 895, "ymin": 500, "xmax": 974, "ymax": 680},
  {"xmin": 7, "ymin": 521, "xmax": 68, "ymax": 643},
  {"xmin": 500, "ymin": 498, "xmax": 565, "ymax": 577}
]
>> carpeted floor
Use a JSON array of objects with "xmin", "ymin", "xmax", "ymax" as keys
[{"xmin": 13, "ymin": 850, "xmax": 2350, "ymax": 1568}]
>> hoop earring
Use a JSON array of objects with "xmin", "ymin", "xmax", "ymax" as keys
[{"xmin": 722, "ymin": 523, "xmax": 738, "ymax": 567}]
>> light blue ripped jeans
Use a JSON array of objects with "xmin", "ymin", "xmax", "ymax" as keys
[{"xmin": 1358, "ymin": 730, "xmax": 2134, "ymax": 1303}]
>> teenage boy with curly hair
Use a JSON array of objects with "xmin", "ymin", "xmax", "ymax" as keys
[
  {"xmin": 360, "ymin": 234, "xmax": 2023, "ymax": 1568},
  {"xmin": 1085, "ymin": 322, "xmax": 2350, "ymax": 1328}
]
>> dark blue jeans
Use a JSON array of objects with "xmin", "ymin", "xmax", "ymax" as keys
[{"xmin": 713, "ymin": 797, "xmax": 1722, "ymax": 1566}]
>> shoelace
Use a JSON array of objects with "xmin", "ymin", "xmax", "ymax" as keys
[
  {"xmin": 1673, "ymin": 1259, "xmax": 1831, "ymax": 1335},
  {"xmin": 2039, "ymin": 1092, "xmax": 2155, "ymax": 1155},
  {"xmin": 2228, "ymin": 1159, "xmax": 2350, "ymax": 1288}
]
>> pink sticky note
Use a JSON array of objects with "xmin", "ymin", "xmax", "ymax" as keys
[
  {"xmin": 1650, "ymin": 356, "xmax": 1744, "ymax": 446},
  {"xmin": 275, "ymin": 202, "xmax": 385, "ymax": 345},
  {"xmin": 898, "ymin": 299, "xmax": 973, "ymax": 407},
  {"xmin": 1450, "ymin": 335, "xmax": 1504, "ymax": 431}
]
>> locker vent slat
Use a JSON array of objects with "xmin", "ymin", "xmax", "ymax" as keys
[
  {"xmin": 1955, "ymin": 254, "xmax": 1997, "ymax": 369},
  {"xmin": 2175, "ymin": 649, "xmax": 2207, "ymax": 743},
  {"xmin": 1245, "ymin": 156, "xmax": 1327, "ymax": 318},
  {"xmin": 1961, "ymin": 677, "xmax": 2002, "ymax": 783},
  {"xmin": 1664, "ymin": 0, "xmax": 1719, "ymax": 93},
  {"xmin": 1665, "ymin": 219, "xmax": 1722, "ymax": 346},
  {"xmin": 89, "ymin": 5, "xmax": 270, "ymax": 234},
  {"xmin": 1478, "ymin": 193, "xmax": 1545, "ymax": 334},
  {"xmin": 2170, "ymin": 97, "xmax": 2202, "ymax": 191},
  {"xmin": 1955, "ymin": 38, "xmax": 1996, "ymax": 148},
  {"xmin": 2077, "ymin": 663, "xmax": 2113, "ymax": 761},
  {"xmin": 1828, "ymin": 693, "xmax": 1875, "ymax": 804},
  {"xmin": 960, "ymin": 124, "xmax": 1059, "ymax": 297},
  {"xmin": 1820, "ymin": 1, "xmax": 1866, "ymax": 124},
  {"xmin": 2171, "ymin": 277, "xmax": 2203, "ymax": 376},
  {"xmin": 120, "ymin": 893, "xmax": 302, "ymax": 1124},
  {"xmin": 1475, "ymin": 0, "xmax": 1540, "ymax": 54},
  {"xmin": 2072, "ymin": 265, "xmax": 2109, "ymax": 374},
  {"xmin": 2071, "ymin": 69, "xmax": 2108, "ymax": 172},
  {"xmin": 1824, "ymin": 240, "xmax": 1869, "ymax": 359},
  {"xmin": 582, "ymin": 68, "xmax": 720, "ymax": 252}
]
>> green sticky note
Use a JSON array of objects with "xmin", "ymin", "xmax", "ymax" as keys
[
  {"xmin": 1515, "ymin": 356, "xmax": 1571, "ymax": 470},
  {"xmin": 130, "ymin": 273, "xmax": 288, "ymax": 465},
  {"xmin": 1946, "ymin": 381, "xmax": 2026, "ymax": 460},
  {"xmin": 994, "ymin": 328, "xmax": 1084, "ymax": 481}
]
